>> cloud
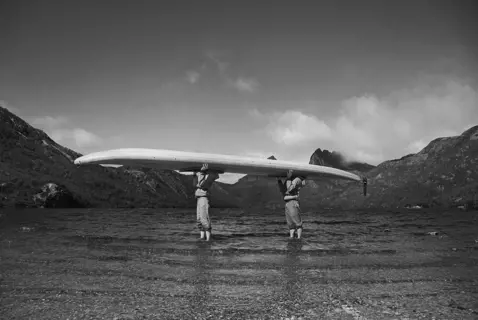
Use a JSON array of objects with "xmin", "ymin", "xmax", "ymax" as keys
[
  {"xmin": 185, "ymin": 71, "xmax": 200, "ymax": 84},
  {"xmin": 50, "ymin": 128, "xmax": 102, "ymax": 148},
  {"xmin": 31, "ymin": 115, "xmax": 68, "ymax": 128},
  {"xmin": 0, "ymin": 100, "xmax": 22, "ymax": 115},
  {"xmin": 204, "ymin": 52, "xmax": 260, "ymax": 93},
  {"xmin": 405, "ymin": 127, "xmax": 459, "ymax": 154},
  {"xmin": 251, "ymin": 77, "xmax": 478, "ymax": 164},
  {"xmin": 216, "ymin": 173, "xmax": 246, "ymax": 184},
  {"xmin": 230, "ymin": 77, "xmax": 259, "ymax": 93},
  {"xmin": 30, "ymin": 115, "xmax": 102, "ymax": 149},
  {"xmin": 253, "ymin": 109, "xmax": 332, "ymax": 146},
  {"xmin": 205, "ymin": 51, "xmax": 229, "ymax": 74},
  {"xmin": 248, "ymin": 108, "xmax": 263, "ymax": 119},
  {"xmin": 406, "ymin": 139, "xmax": 427, "ymax": 153},
  {"xmin": 1, "ymin": 104, "xmax": 101, "ymax": 149}
]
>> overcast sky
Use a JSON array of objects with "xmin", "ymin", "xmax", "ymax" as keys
[{"xmin": 2, "ymin": 0, "xmax": 477, "ymax": 182}]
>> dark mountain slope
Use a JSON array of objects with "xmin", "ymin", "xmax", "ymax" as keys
[
  {"xmin": 0, "ymin": 106, "xmax": 240, "ymax": 208},
  {"xmin": 224, "ymin": 128, "xmax": 478, "ymax": 210},
  {"xmin": 309, "ymin": 148, "xmax": 375, "ymax": 172},
  {"xmin": 329, "ymin": 125, "xmax": 478, "ymax": 209}
]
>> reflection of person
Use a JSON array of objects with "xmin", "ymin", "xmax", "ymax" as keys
[
  {"xmin": 190, "ymin": 241, "xmax": 211, "ymax": 314},
  {"xmin": 273, "ymin": 239, "xmax": 304, "ymax": 316},
  {"xmin": 193, "ymin": 164, "xmax": 220, "ymax": 241},
  {"xmin": 283, "ymin": 239, "xmax": 303, "ymax": 308},
  {"xmin": 277, "ymin": 170, "xmax": 307, "ymax": 239}
]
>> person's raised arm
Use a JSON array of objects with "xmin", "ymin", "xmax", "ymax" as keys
[
  {"xmin": 192, "ymin": 171, "xmax": 198, "ymax": 187},
  {"xmin": 210, "ymin": 171, "xmax": 220, "ymax": 181},
  {"xmin": 287, "ymin": 176, "xmax": 306, "ymax": 192},
  {"xmin": 277, "ymin": 178, "xmax": 286, "ymax": 195}
]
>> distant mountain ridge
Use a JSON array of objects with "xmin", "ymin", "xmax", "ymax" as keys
[
  {"xmin": 225, "ymin": 127, "xmax": 478, "ymax": 210},
  {"xmin": 1, "ymin": 104, "xmax": 476, "ymax": 210},
  {"xmin": 309, "ymin": 148, "xmax": 375, "ymax": 172},
  {"xmin": 330, "ymin": 125, "xmax": 478, "ymax": 209},
  {"xmin": 0, "ymin": 106, "xmax": 241, "ymax": 208}
]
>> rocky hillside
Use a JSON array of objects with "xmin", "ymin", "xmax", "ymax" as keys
[
  {"xmin": 224, "ymin": 128, "xmax": 478, "ymax": 211},
  {"xmin": 0, "ymin": 106, "xmax": 240, "ymax": 208},
  {"xmin": 221, "ymin": 171, "xmax": 279, "ymax": 210},
  {"xmin": 329, "ymin": 125, "xmax": 478, "ymax": 209},
  {"xmin": 309, "ymin": 148, "xmax": 375, "ymax": 173},
  {"xmin": 3, "ymin": 104, "xmax": 476, "ymax": 210},
  {"xmin": 221, "ymin": 151, "xmax": 373, "ymax": 211}
]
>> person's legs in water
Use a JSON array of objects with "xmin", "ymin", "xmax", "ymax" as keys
[
  {"xmin": 197, "ymin": 196, "xmax": 212, "ymax": 241},
  {"xmin": 203, "ymin": 198, "xmax": 212, "ymax": 241},
  {"xmin": 285, "ymin": 201, "xmax": 297, "ymax": 238},
  {"xmin": 294, "ymin": 200, "xmax": 303, "ymax": 238},
  {"xmin": 285, "ymin": 200, "xmax": 303, "ymax": 238},
  {"xmin": 196, "ymin": 198, "xmax": 205, "ymax": 239},
  {"xmin": 296, "ymin": 227, "xmax": 303, "ymax": 239}
]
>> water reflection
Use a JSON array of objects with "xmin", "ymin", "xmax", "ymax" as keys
[
  {"xmin": 188, "ymin": 240, "xmax": 212, "ymax": 316},
  {"xmin": 280, "ymin": 239, "xmax": 304, "ymax": 313}
]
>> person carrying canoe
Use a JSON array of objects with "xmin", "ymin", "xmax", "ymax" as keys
[
  {"xmin": 192, "ymin": 163, "xmax": 220, "ymax": 241},
  {"xmin": 277, "ymin": 170, "xmax": 307, "ymax": 239}
]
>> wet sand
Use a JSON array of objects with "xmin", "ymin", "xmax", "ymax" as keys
[{"xmin": 0, "ymin": 208, "xmax": 477, "ymax": 319}]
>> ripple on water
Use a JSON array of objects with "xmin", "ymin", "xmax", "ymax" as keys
[{"xmin": 1, "ymin": 208, "xmax": 477, "ymax": 320}]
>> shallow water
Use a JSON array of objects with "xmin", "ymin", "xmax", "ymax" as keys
[{"xmin": 1, "ymin": 208, "xmax": 477, "ymax": 319}]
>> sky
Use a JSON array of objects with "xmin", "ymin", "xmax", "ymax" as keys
[{"xmin": 1, "ymin": 0, "xmax": 477, "ymax": 183}]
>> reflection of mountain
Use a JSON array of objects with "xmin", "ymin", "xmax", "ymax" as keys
[
  {"xmin": 224, "ymin": 126, "xmax": 478, "ymax": 210},
  {"xmin": 0, "ymin": 106, "xmax": 241, "ymax": 208}
]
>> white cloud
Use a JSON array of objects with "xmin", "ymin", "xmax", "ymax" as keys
[
  {"xmin": 206, "ymin": 51, "xmax": 229, "ymax": 75},
  {"xmin": 254, "ymin": 110, "xmax": 332, "ymax": 146},
  {"xmin": 49, "ymin": 128, "xmax": 102, "ymax": 148},
  {"xmin": 32, "ymin": 115, "xmax": 68, "ymax": 128},
  {"xmin": 248, "ymin": 108, "xmax": 263, "ymax": 119},
  {"xmin": 185, "ymin": 71, "xmax": 200, "ymax": 84},
  {"xmin": 30, "ymin": 115, "xmax": 102, "ymax": 149},
  {"xmin": 230, "ymin": 77, "xmax": 259, "ymax": 93},
  {"xmin": 177, "ymin": 169, "xmax": 245, "ymax": 184},
  {"xmin": 1, "ymin": 104, "xmax": 102, "ymax": 150},
  {"xmin": 72, "ymin": 128, "xmax": 102, "ymax": 147},
  {"xmin": 406, "ymin": 139, "xmax": 427, "ymax": 153},
  {"xmin": 0, "ymin": 100, "xmax": 21, "ymax": 115},
  {"xmin": 406, "ymin": 127, "xmax": 461, "ymax": 154},
  {"xmin": 204, "ymin": 52, "xmax": 259, "ymax": 94},
  {"xmin": 250, "ymin": 77, "xmax": 478, "ymax": 164},
  {"xmin": 216, "ymin": 173, "xmax": 246, "ymax": 184}
]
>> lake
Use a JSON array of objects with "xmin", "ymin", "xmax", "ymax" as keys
[{"xmin": 0, "ymin": 208, "xmax": 477, "ymax": 319}]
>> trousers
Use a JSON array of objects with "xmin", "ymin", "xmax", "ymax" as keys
[
  {"xmin": 285, "ymin": 199, "xmax": 303, "ymax": 230},
  {"xmin": 196, "ymin": 196, "xmax": 212, "ymax": 232}
]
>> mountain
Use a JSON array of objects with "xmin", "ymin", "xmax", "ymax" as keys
[
  {"xmin": 218, "ymin": 155, "xmax": 280, "ymax": 209},
  {"xmin": 224, "ymin": 128, "xmax": 478, "ymax": 210},
  {"xmin": 327, "ymin": 125, "xmax": 478, "ymax": 209},
  {"xmin": 0, "ymin": 106, "xmax": 240, "ymax": 208},
  {"xmin": 220, "ymin": 150, "xmax": 371, "ymax": 211},
  {"xmin": 309, "ymin": 148, "xmax": 375, "ymax": 173},
  {"xmin": 3, "ymin": 104, "xmax": 476, "ymax": 210}
]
